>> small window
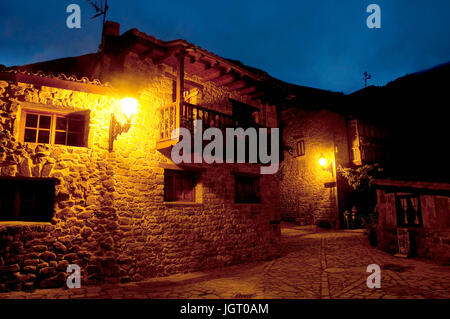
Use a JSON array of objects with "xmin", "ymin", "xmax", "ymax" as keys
[
  {"xmin": 164, "ymin": 170, "xmax": 196, "ymax": 202},
  {"xmin": 235, "ymin": 174, "xmax": 261, "ymax": 203},
  {"xmin": 352, "ymin": 147, "xmax": 362, "ymax": 165},
  {"xmin": 0, "ymin": 178, "xmax": 55, "ymax": 222},
  {"xmin": 295, "ymin": 140, "xmax": 305, "ymax": 157},
  {"xmin": 395, "ymin": 194, "xmax": 423, "ymax": 227},
  {"xmin": 21, "ymin": 110, "xmax": 87, "ymax": 147}
]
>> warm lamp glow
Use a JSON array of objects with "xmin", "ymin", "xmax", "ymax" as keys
[
  {"xmin": 120, "ymin": 98, "xmax": 138, "ymax": 118},
  {"xmin": 318, "ymin": 157, "xmax": 328, "ymax": 167}
]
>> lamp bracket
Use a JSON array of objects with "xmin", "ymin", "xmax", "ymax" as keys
[{"xmin": 109, "ymin": 113, "xmax": 131, "ymax": 152}]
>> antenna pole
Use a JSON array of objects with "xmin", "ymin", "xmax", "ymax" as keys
[
  {"xmin": 103, "ymin": 0, "xmax": 108, "ymax": 26},
  {"xmin": 85, "ymin": 0, "xmax": 109, "ymax": 45},
  {"xmin": 363, "ymin": 72, "xmax": 372, "ymax": 88},
  {"xmin": 101, "ymin": 0, "xmax": 108, "ymax": 40}
]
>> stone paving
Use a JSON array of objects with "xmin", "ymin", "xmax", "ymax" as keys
[{"xmin": 1, "ymin": 224, "xmax": 449, "ymax": 299}]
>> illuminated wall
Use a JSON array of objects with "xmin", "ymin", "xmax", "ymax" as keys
[
  {"xmin": 0, "ymin": 54, "xmax": 281, "ymax": 291},
  {"xmin": 280, "ymin": 108, "xmax": 350, "ymax": 228}
]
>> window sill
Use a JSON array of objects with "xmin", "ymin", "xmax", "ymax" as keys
[
  {"xmin": 163, "ymin": 202, "xmax": 203, "ymax": 206},
  {"xmin": 0, "ymin": 221, "xmax": 53, "ymax": 230},
  {"xmin": 22, "ymin": 142, "xmax": 89, "ymax": 149}
]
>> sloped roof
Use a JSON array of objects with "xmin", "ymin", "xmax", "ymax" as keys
[
  {"xmin": 17, "ymin": 53, "xmax": 103, "ymax": 83},
  {"xmin": 12, "ymin": 22, "xmax": 342, "ymax": 107},
  {"xmin": 0, "ymin": 63, "xmax": 109, "ymax": 94},
  {"xmin": 372, "ymin": 178, "xmax": 450, "ymax": 195}
]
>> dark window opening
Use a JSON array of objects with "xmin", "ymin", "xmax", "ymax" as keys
[
  {"xmin": 235, "ymin": 175, "xmax": 261, "ymax": 204},
  {"xmin": 295, "ymin": 140, "xmax": 305, "ymax": 157},
  {"xmin": 230, "ymin": 99, "xmax": 260, "ymax": 128},
  {"xmin": 164, "ymin": 170, "xmax": 197, "ymax": 202},
  {"xmin": 395, "ymin": 194, "xmax": 423, "ymax": 227},
  {"xmin": 24, "ymin": 113, "xmax": 52, "ymax": 144},
  {"xmin": 0, "ymin": 178, "xmax": 55, "ymax": 222}
]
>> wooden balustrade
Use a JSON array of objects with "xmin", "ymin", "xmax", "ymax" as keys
[
  {"xmin": 157, "ymin": 101, "xmax": 234, "ymax": 149},
  {"xmin": 159, "ymin": 101, "xmax": 177, "ymax": 143},
  {"xmin": 181, "ymin": 102, "xmax": 234, "ymax": 132}
]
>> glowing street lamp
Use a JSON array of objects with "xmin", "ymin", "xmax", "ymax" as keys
[
  {"xmin": 120, "ymin": 97, "xmax": 138, "ymax": 118},
  {"xmin": 318, "ymin": 154, "xmax": 333, "ymax": 176},
  {"xmin": 109, "ymin": 97, "xmax": 138, "ymax": 151},
  {"xmin": 318, "ymin": 157, "xmax": 328, "ymax": 167}
]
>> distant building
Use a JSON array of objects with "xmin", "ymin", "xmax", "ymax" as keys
[
  {"xmin": 373, "ymin": 179, "xmax": 450, "ymax": 264},
  {"xmin": 279, "ymin": 62, "xmax": 450, "ymax": 229},
  {"xmin": 278, "ymin": 86, "xmax": 392, "ymax": 228}
]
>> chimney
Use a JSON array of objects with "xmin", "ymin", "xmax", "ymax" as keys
[
  {"xmin": 99, "ymin": 21, "xmax": 120, "ymax": 52},
  {"xmin": 104, "ymin": 21, "xmax": 120, "ymax": 37}
]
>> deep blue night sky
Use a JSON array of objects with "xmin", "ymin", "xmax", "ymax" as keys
[{"xmin": 1, "ymin": 0, "xmax": 449, "ymax": 93}]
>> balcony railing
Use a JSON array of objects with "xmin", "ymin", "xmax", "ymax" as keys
[
  {"xmin": 158, "ymin": 101, "xmax": 235, "ymax": 149},
  {"xmin": 159, "ymin": 101, "xmax": 177, "ymax": 143}
]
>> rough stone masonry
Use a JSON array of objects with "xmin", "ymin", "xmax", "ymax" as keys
[{"xmin": 0, "ymin": 48, "xmax": 281, "ymax": 292}]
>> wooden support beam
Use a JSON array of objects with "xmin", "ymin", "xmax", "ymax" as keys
[
  {"xmin": 249, "ymin": 91, "xmax": 265, "ymax": 99},
  {"xmin": 197, "ymin": 61, "xmax": 213, "ymax": 73},
  {"xmin": 153, "ymin": 54, "xmax": 174, "ymax": 65},
  {"xmin": 153, "ymin": 46, "xmax": 180, "ymax": 65},
  {"xmin": 164, "ymin": 72, "xmax": 204, "ymax": 90},
  {"xmin": 189, "ymin": 53, "xmax": 204, "ymax": 64},
  {"xmin": 237, "ymin": 86, "xmax": 258, "ymax": 95},
  {"xmin": 197, "ymin": 61, "xmax": 220, "ymax": 77},
  {"xmin": 202, "ymin": 68, "xmax": 225, "ymax": 81},
  {"xmin": 226, "ymin": 80, "xmax": 248, "ymax": 91},
  {"xmin": 212, "ymin": 74, "xmax": 236, "ymax": 86},
  {"xmin": 138, "ymin": 49, "xmax": 154, "ymax": 60}
]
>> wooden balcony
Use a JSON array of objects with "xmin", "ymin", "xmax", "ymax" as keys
[
  {"xmin": 157, "ymin": 101, "xmax": 235, "ymax": 149},
  {"xmin": 156, "ymin": 50, "xmax": 267, "ymax": 152}
]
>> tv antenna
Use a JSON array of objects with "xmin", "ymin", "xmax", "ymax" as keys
[
  {"xmin": 363, "ymin": 72, "xmax": 372, "ymax": 88},
  {"xmin": 85, "ymin": 0, "xmax": 109, "ymax": 32}
]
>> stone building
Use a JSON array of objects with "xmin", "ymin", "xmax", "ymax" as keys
[
  {"xmin": 280, "ymin": 103, "xmax": 392, "ymax": 227},
  {"xmin": 279, "ymin": 62, "xmax": 450, "ymax": 229},
  {"xmin": 279, "ymin": 89, "xmax": 347, "ymax": 228},
  {"xmin": 277, "ymin": 80, "xmax": 389, "ymax": 228},
  {"xmin": 1, "ymin": 20, "xmax": 448, "ymax": 291},
  {"xmin": 372, "ymin": 179, "xmax": 450, "ymax": 264},
  {"xmin": 0, "ymin": 22, "xmax": 283, "ymax": 291}
]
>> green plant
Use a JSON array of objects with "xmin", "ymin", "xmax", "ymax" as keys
[
  {"xmin": 338, "ymin": 164, "xmax": 382, "ymax": 226},
  {"xmin": 337, "ymin": 163, "xmax": 382, "ymax": 192}
]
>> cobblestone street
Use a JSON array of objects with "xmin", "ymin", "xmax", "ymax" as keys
[{"xmin": 1, "ymin": 224, "xmax": 449, "ymax": 299}]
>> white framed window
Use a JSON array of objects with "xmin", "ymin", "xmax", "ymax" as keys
[{"xmin": 19, "ymin": 108, "xmax": 88, "ymax": 147}]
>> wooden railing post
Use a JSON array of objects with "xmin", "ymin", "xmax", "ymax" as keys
[{"xmin": 176, "ymin": 50, "xmax": 185, "ymax": 133}]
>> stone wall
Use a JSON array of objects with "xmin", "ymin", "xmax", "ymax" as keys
[
  {"xmin": 280, "ymin": 108, "xmax": 349, "ymax": 227},
  {"xmin": 0, "ymin": 56, "xmax": 281, "ymax": 292},
  {"xmin": 375, "ymin": 187, "xmax": 450, "ymax": 265}
]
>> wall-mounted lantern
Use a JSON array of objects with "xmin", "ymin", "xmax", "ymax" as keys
[
  {"xmin": 318, "ymin": 157, "xmax": 328, "ymax": 167},
  {"xmin": 318, "ymin": 153, "xmax": 334, "ymax": 176},
  {"xmin": 109, "ymin": 97, "xmax": 138, "ymax": 152}
]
